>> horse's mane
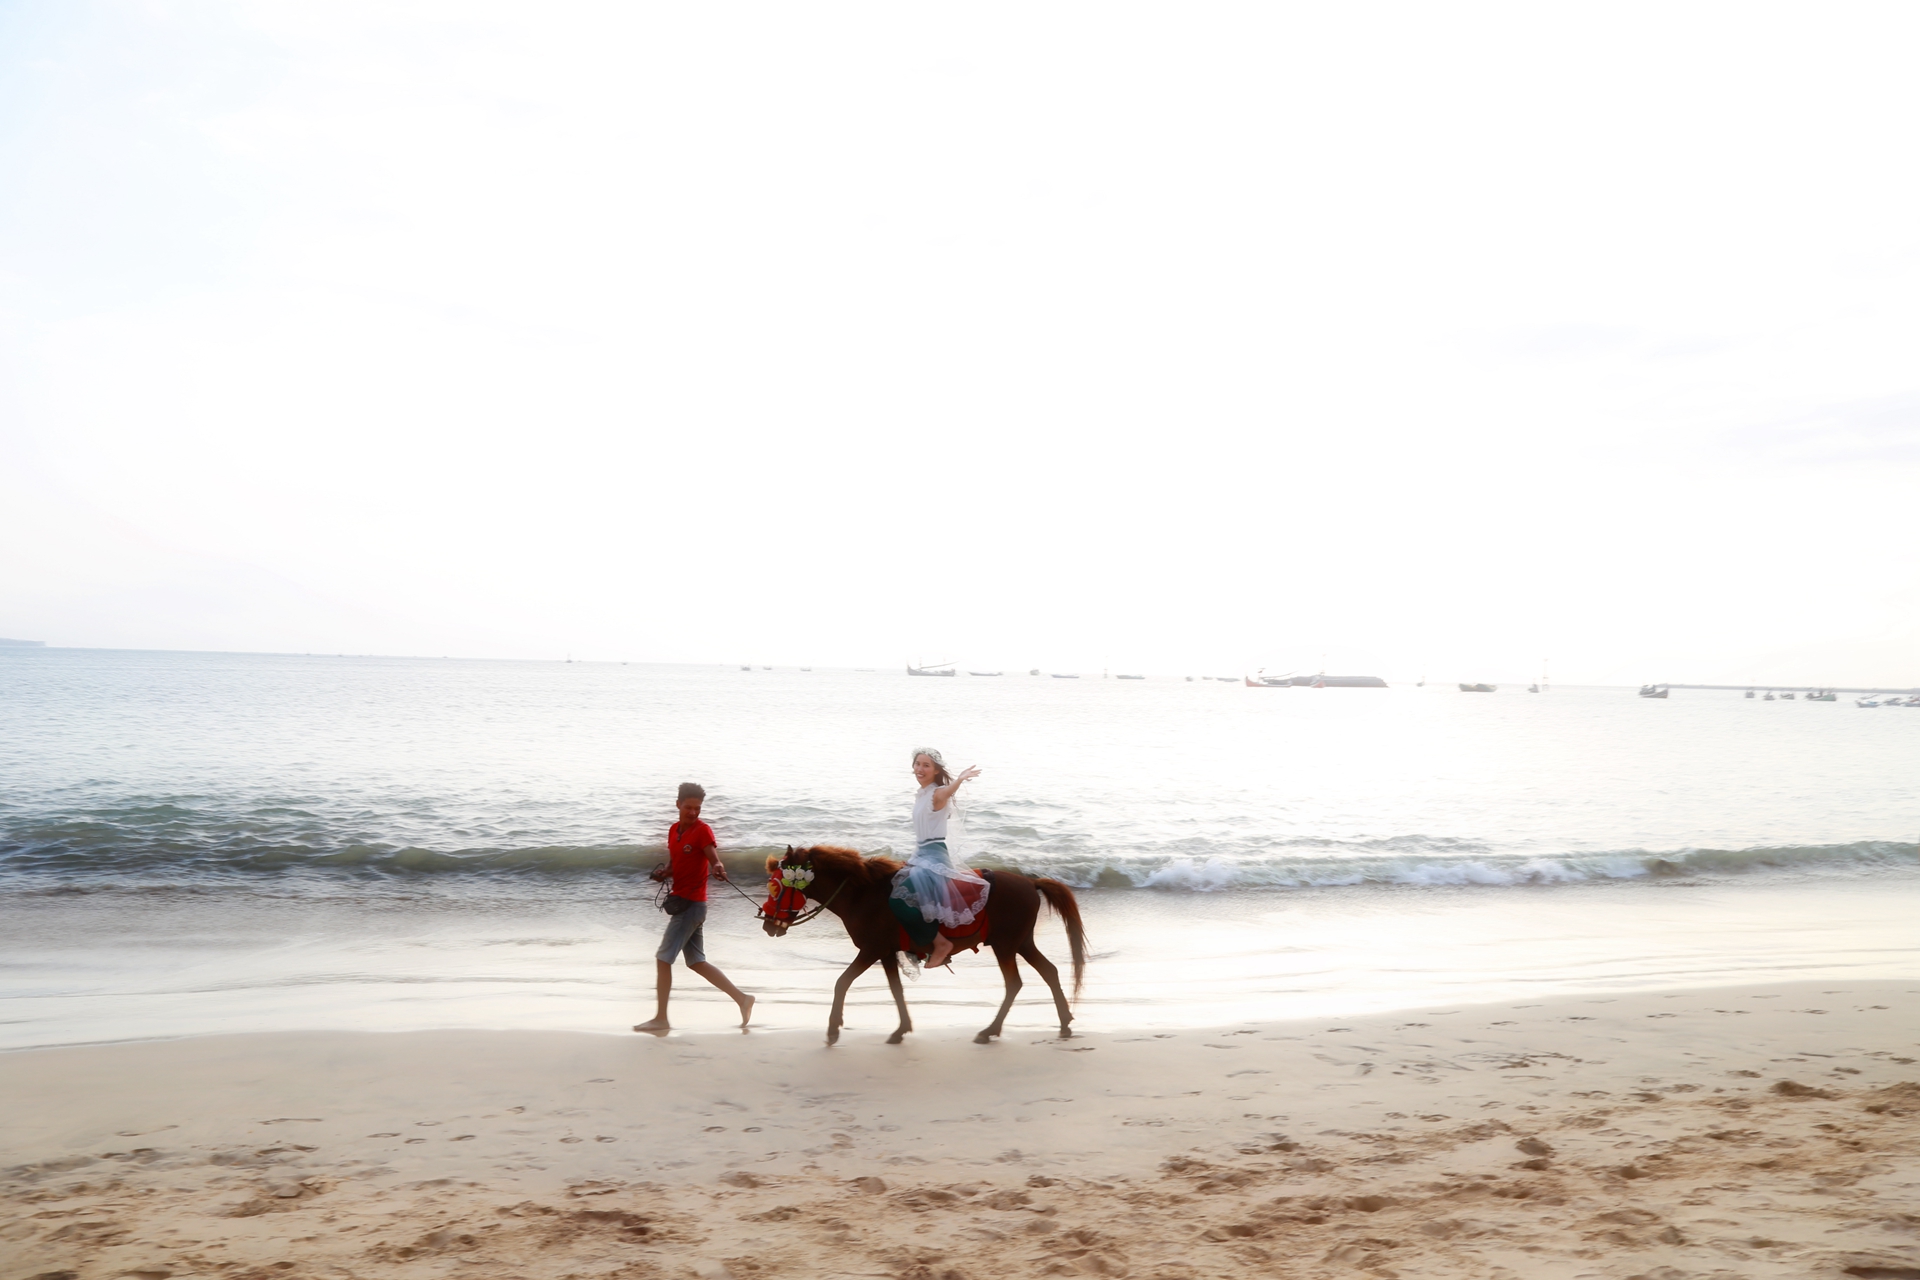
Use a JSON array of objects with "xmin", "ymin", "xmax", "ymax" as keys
[{"xmin": 802, "ymin": 844, "xmax": 902, "ymax": 884}]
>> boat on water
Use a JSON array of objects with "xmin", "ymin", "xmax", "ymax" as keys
[
  {"xmin": 1052, "ymin": 673, "xmax": 1080, "ymax": 679},
  {"xmin": 1781, "ymin": 691, "xmax": 1796, "ymax": 700},
  {"xmin": 1029, "ymin": 669, "xmax": 1041, "ymax": 676},
  {"xmin": 1807, "ymin": 689, "xmax": 1836, "ymax": 702},
  {"xmin": 968, "ymin": 671, "xmax": 1003, "ymax": 677},
  {"xmin": 740, "ymin": 665, "xmax": 751, "ymax": 671},
  {"xmin": 1745, "ymin": 689, "xmax": 1755, "ymax": 698},
  {"xmin": 1764, "ymin": 692, "xmax": 1776, "ymax": 701},
  {"xmin": 1637, "ymin": 684, "xmax": 1669, "ymax": 698},
  {"xmin": 907, "ymin": 664, "xmax": 956, "ymax": 677},
  {"xmin": 1245, "ymin": 671, "xmax": 1293, "ymax": 688},
  {"xmin": 1116, "ymin": 674, "xmax": 1145, "ymax": 680},
  {"xmin": 1459, "ymin": 683, "xmax": 1496, "ymax": 693}
]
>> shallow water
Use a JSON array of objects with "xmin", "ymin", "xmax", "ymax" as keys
[{"xmin": 1, "ymin": 648, "xmax": 1916, "ymax": 1047}]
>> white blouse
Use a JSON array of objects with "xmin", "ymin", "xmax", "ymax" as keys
[{"xmin": 911, "ymin": 783, "xmax": 949, "ymax": 844}]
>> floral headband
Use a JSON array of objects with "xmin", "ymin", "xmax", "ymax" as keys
[
  {"xmin": 776, "ymin": 865, "xmax": 815, "ymax": 890},
  {"xmin": 911, "ymin": 747, "xmax": 946, "ymax": 767}
]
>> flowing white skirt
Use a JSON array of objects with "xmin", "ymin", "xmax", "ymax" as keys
[{"xmin": 891, "ymin": 840, "xmax": 990, "ymax": 929}]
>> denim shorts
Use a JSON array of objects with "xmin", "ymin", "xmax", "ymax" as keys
[{"xmin": 656, "ymin": 900, "xmax": 708, "ymax": 964}]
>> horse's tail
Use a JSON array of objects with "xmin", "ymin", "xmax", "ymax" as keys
[{"xmin": 1032, "ymin": 877, "xmax": 1087, "ymax": 1000}]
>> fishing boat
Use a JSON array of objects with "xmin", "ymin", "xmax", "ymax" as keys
[
  {"xmin": 968, "ymin": 671, "xmax": 1003, "ymax": 677},
  {"xmin": 1780, "ymin": 691, "xmax": 1795, "ymax": 700},
  {"xmin": 1116, "ymin": 674, "xmax": 1145, "ymax": 680},
  {"xmin": 907, "ymin": 664, "xmax": 956, "ymax": 677},
  {"xmin": 1637, "ymin": 685, "xmax": 1669, "ymax": 698},
  {"xmin": 1807, "ymin": 689, "xmax": 1836, "ymax": 702},
  {"xmin": 1245, "ymin": 671, "xmax": 1293, "ymax": 687},
  {"xmin": 1052, "ymin": 673, "xmax": 1080, "ymax": 679},
  {"xmin": 1459, "ymin": 683, "xmax": 1496, "ymax": 693}
]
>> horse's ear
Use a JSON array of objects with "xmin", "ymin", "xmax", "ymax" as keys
[{"xmin": 785, "ymin": 845, "xmax": 793, "ymax": 855}]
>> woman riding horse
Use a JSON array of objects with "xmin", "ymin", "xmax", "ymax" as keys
[{"xmin": 893, "ymin": 748, "xmax": 990, "ymax": 968}]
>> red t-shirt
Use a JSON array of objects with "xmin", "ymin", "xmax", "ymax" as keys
[{"xmin": 667, "ymin": 819, "xmax": 716, "ymax": 902}]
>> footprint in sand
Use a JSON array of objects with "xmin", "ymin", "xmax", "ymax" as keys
[{"xmin": 560, "ymin": 1137, "xmax": 583, "ymax": 1144}]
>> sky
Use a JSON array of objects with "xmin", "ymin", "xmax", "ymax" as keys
[{"xmin": 2, "ymin": 2, "xmax": 1917, "ymax": 684}]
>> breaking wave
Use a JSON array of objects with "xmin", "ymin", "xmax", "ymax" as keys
[{"xmin": 0, "ymin": 799, "xmax": 1912, "ymax": 893}]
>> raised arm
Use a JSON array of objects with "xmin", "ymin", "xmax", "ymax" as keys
[{"xmin": 931, "ymin": 765, "xmax": 981, "ymax": 811}]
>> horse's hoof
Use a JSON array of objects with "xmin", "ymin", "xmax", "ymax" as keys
[
  {"xmin": 886, "ymin": 1031, "xmax": 906, "ymax": 1045},
  {"xmin": 973, "ymin": 1031, "xmax": 995, "ymax": 1045},
  {"xmin": 826, "ymin": 1029, "xmax": 840, "ymax": 1046},
  {"xmin": 1057, "ymin": 1028, "xmax": 1073, "ymax": 1040}
]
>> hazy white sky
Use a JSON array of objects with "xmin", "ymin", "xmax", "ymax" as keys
[{"xmin": 3, "ymin": 2, "xmax": 1917, "ymax": 684}]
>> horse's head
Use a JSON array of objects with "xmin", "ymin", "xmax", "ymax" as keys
[{"xmin": 760, "ymin": 846, "xmax": 817, "ymax": 938}]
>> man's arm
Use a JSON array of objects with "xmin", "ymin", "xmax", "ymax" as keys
[{"xmin": 703, "ymin": 839, "xmax": 728, "ymax": 881}]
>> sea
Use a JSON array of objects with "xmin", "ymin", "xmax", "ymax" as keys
[{"xmin": 2, "ymin": 648, "xmax": 1916, "ymax": 1049}]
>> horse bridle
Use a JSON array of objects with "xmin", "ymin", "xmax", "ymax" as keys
[{"xmin": 759, "ymin": 852, "xmax": 848, "ymax": 927}]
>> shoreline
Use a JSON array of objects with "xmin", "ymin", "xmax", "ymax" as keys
[
  {"xmin": 5, "ymin": 980, "xmax": 1917, "ymax": 1278},
  {"xmin": 8, "ymin": 873, "xmax": 1920, "ymax": 1053}
]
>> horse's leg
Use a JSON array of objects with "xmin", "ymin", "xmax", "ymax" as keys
[
  {"xmin": 827, "ymin": 952, "xmax": 878, "ymax": 1046},
  {"xmin": 974, "ymin": 943, "xmax": 1023, "ymax": 1044},
  {"xmin": 1018, "ymin": 941, "xmax": 1074, "ymax": 1039},
  {"xmin": 881, "ymin": 954, "xmax": 914, "ymax": 1044}
]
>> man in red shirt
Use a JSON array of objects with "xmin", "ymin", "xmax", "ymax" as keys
[{"xmin": 634, "ymin": 782, "xmax": 755, "ymax": 1033}]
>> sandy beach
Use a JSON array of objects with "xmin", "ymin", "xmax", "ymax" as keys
[{"xmin": 4, "ymin": 980, "xmax": 1917, "ymax": 1280}]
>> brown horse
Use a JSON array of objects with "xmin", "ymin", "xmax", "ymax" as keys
[{"xmin": 761, "ymin": 845, "xmax": 1087, "ymax": 1046}]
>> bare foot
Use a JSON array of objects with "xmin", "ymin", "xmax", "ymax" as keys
[
  {"xmin": 737, "ymin": 994, "xmax": 756, "ymax": 1028},
  {"xmin": 632, "ymin": 1017, "xmax": 670, "ymax": 1035},
  {"xmin": 929, "ymin": 937, "xmax": 954, "ymax": 968}
]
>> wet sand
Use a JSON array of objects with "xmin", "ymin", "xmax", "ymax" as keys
[{"xmin": 3, "ymin": 980, "xmax": 1918, "ymax": 1279}]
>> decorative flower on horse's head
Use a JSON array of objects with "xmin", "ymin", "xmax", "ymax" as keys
[{"xmin": 779, "ymin": 866, "xmax": 816, "ymax": 890}]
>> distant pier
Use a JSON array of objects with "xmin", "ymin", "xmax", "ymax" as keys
[{"xmin": 1658, "ymin": 683, "xmax": 1920, "ymax": 696}]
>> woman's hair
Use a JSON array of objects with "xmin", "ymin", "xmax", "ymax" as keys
[{"xmin": 911, "ymin": 748, "xmax": 952, "ymax": 788}]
